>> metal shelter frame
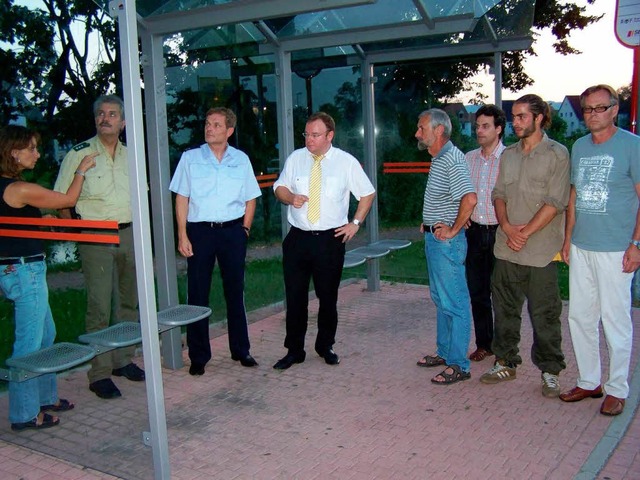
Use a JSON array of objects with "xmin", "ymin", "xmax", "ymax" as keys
[{"xmin": 107, "ymin": 1, "xmax": 535, "ymax": 477}]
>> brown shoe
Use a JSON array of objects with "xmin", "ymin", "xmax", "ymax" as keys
[
  {"xmin": 469, "ymin": 348, "xmax": 492, "ymax": 362},
  {"xmin": 559, "ymin": 385, "xmax": 603, "ymax": 402},
  {"xmin": 600, "ymin": 395, "xmax": 625, "ymax": 416}
]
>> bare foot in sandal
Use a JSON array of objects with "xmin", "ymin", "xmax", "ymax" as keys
[
  {"xmin": 11, "ymin": 411, "xmax": 60, "ymax": 431},
  {"xmin": 417, "ymin": 354, "xmax": 445, "ymax": 368},
  {"xmin": 41, "ymin": 398, "xmax": 74, "ymax": 412},
  {"xmin": 431, "ymin": 365, "xmax": 471, "ymax": 385}
]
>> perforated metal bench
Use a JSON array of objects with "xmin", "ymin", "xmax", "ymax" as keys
[
  {"xmin": 368, "ymin": 239, "xmax": 412, "ymax": 251},
  {"xmin": 343, "ymin": 251, "xmax": 367, "ymax": 268},
  {"xmin": 1, "ymin": 304, "xmax": 211, "ymax": 381},
  {"xmin": 78, "ymin": 321, "xmax": 143, "ymax": 351},
  {"xmin": 157, "ymin": 304, "xmax": 210, "ymax": 331},
  {"xmin": 2, "ymin": 343, "xmax": 96, "ymax": 382},
  {"xmin": 344, "ymin": 239, "xmax": 412, "ymax": 269}
]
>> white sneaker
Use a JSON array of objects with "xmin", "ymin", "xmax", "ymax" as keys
[
  {"xmin": 479, "ymin": 360, "xmax": 516, "ymax": 384},
  {"xmin": 541, "ymin": 372, "xmax": 560, "ymax": 398}
]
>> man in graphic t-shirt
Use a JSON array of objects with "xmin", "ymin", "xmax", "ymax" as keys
[{"xmin": 559, "ymin": 84, "xmax": 640, "ymax": 416}]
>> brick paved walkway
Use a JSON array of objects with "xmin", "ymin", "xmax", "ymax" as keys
[{"xmin": 0, "ymin": 281, "xmax": 637, "ymax": 479}]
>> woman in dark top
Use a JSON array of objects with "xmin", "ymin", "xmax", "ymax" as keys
[{"xmin": 0, "ymin": 125, "xmax": 95, "ymax": 431}]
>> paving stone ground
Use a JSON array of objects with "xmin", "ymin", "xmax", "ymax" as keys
[{"xmin": 0, "ymin": 281, "xmax": 637, "ymax": 480}]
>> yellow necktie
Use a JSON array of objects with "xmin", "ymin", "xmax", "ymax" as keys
[{"xmin": 307, "ymin": 154, "xmax": 323, "ymax": 223}]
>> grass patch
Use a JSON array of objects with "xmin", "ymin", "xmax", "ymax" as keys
[{"xmin": 176, "ymin": 256, "xmax": 286, "ymax": 323}]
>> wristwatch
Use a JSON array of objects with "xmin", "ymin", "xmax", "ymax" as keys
[
  {"xmin": 631, "ymin": 239, "xmax": 640, "ymax": 249},
  {"xmin": 352, "ymin": 219, "xmax": 361, "ymax": 226}
]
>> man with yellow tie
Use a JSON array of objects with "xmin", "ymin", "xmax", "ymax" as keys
[{"xmin": 273, "ymin": 112, "xmax": 375, "ymax": 370}]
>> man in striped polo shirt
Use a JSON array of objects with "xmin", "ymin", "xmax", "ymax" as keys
[{"xmin": 415, "ymin": 108, "xmax": 477, "ymax": 386}]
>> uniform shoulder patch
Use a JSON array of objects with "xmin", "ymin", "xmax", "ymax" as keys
[{"xmin": 73, "ymin": 142, "xmax": 90, "ymax": 152}]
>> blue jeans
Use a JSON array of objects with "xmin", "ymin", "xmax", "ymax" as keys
[
  {"xmin": 425, "ymin": 231, "xmax": 472, "ymax": 372},
  {"xmin": 0, "ymin": 260, "xmax": 57, "ymax": 423}
]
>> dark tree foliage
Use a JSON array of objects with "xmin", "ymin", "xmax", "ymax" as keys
[
  {"xmin": 384, "ymin": 0, "xmax": 600, "ymax": 99},
  {"xmin": 1, "ymin": 0, "xmax": 119, "ymax": 143}
]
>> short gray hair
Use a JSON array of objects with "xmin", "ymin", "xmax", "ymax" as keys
[
  {"xmin": 419, "ymin": 108, "xmax": 451, "ymax": 139},
  {"xmin": 93, "ymin": 94, "xmax": 125, "ymax": 120}
]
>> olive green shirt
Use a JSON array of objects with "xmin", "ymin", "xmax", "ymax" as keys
[
  {"xmin": 491, "ymin": 134, "xmax": 570, "ymax": 267},
  {"xmin": 54, "ymin": 136, "xmax": 132, "ymax": 222}
]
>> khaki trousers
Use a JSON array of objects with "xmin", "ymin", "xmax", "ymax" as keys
[{"xmin": 78, "ymin": 227, "xmax": 138, "ymax": 383}]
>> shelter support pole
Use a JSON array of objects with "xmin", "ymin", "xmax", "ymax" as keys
[
  {"xmin": 493, "ymin": 52, "xmax": 502, "ymax": 108},
  {"xmin": 274, "ymin": 49, "xmax": 295, "ymax": 238},
  {"xmin": 140, "ymin": 27, "xmax": 183, "ymax": 369},
  {"xmin": 111, "ymin": 1, "xmax": 171, "ymax": 478},
  {"xmin": 361, "ymin": 60, "xmax": 380, "ymax": 292}
]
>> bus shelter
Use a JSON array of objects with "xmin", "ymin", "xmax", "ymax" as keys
[{"xmin": 107, "ymin": 0, "xmax": 535, "ymax": 477}]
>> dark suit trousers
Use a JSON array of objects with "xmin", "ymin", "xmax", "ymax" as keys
[
  {"xmin": 465, "ymin": 222, "xmax": 497, "ymax": 351},
  {"xmin": 186, "ymin": 221, "xmax": 250, "ymax": 366},
  {"xmin": 282, "ymin": 227, "xmax": 345, "ymax": 354}
]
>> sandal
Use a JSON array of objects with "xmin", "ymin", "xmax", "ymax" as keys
[
  {"xmin": 417, "ymin": 354, "xmax": 446, "ymax": 368},
  {"xmin": 41, "ymin": 398, "xmax": 74, "ymax": 413},
  {"xmin": 469, "ymin": 348, "xmax": 492, "ymax": 362},
  {"xmin": 431, "ymin": 365, "xmax": 471, "ymax": 385},
  {"xmin": 11, "ymin": 412, "xmax": 60, "ymax": 431}
]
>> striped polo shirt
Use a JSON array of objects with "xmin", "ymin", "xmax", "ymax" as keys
[{"xmin": 422, "ymin": 141, "xmax": 475, "ymax": 226}]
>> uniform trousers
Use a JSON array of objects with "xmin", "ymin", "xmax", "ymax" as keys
[
  {"xmin": 491, "ymin": 259, "xmax": 565, "ymax": 374},
  {"xmin": 568, "ymin": 246, "xmax": 633, "ymax": 398},
  {"xmin": 186, "ymin": 221, "xmax": 250, "ymax": 366},
  {"xmin": 282, "ymin": 226, "xmax": 345, "ymax": 355},
  {"xmin": 78, "ymin": 225, "xmax": 138, "ymax": 383},
  {"xmin": 465, "ymin": 222, "xmax": 497, "ymax": 351}
]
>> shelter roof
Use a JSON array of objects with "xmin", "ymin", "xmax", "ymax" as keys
[{"xmin": 123, "ymin": 0, "xmax": 536, "ymax": 67}]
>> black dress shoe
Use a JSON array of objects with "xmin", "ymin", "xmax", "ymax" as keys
[
  {"xmin": 317, "ymin": 349, "xmax": 340, "ymax": 365},
  {"xmin": 273, "ymin": 351, "xmax": 306, "ymax": 370},
  {"xmin": 189, "ymin": 363, "xmax": 205, "ymax": 376},
  {"xmin": 112, "ymin": 363, "xmax": 145, "ymax": 381},
  {"xmin": 231, "ymin": 353, "xmax": 258, "ymax": 367},
  {"xmin": 89, "ymin": 378, "xmax": 122, "ymax": 399}
]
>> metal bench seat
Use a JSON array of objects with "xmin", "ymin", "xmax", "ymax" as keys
[
  {"xmin": 343, "ymin": 251, "xmax": 367, "ymax": 268},
  {"xmin": 5, "ymin": 342, "xmax": 96, "ymax": 376},
  {"xmin": 369, "ymin": 239, "xmax": 412, "ymax": 250},
  {"xmin": 157, "ymin": 305, "xmax": 211, "ymax": 330},
  {"xmin": 78, "ymin": 321, "xmax": 143, "ymax": 349},
  {"xmin": 348, "ymin": 245, "xmax": 391, "ymax": 259}
]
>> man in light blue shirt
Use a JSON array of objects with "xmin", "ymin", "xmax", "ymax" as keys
[{"xmin": 170, "ymin": 107, "xmax": 262, "ymax": 376}]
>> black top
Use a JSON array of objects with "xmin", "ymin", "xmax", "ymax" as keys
[{"xmin": 0, "ymin": 177, "xmax": 44, "ymax": 257}]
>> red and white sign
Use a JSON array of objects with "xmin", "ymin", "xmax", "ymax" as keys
[{"xmin": 616, "ymin": 0, "xmax": 640, "ymax": 48}]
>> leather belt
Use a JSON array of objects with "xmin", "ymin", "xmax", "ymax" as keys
[
  {"xmin": 0, "ymin": 254, "xmax": 46, "ymax": 265},
  {"xmin": 291, "ymin": 226, "xmax": 334, "ymax": 236},
  {"xmin": 422, "ymin": 223, "xmax": 443, "ymax": 234},
  {"xmin": 469, "ymin": 221, "xmax": 498, "ymax": 230},
  {"xmin": 194, "ymin": 217, "xmax": 243, "ymax": 229}
]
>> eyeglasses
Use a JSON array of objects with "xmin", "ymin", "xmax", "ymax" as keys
[
  {"xmin": 582, "ymin": 105, "xmax": 615, "ymax": 114},
  {"xmin": 302, "ymin": 131, "xmax": 329, "ymax": 139}
]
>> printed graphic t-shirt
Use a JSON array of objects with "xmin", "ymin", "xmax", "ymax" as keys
[{"xmin": 571, "ymin": 128, "xmax": 640, "ymax": 252}]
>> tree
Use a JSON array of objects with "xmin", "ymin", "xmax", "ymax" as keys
[
  {"xmin": 547, "ymin": 111, "xmax": 568, "ymax": 142},
  {"xmin": 1, "ymin": 0, "xmax": 119, "ymax": 143}
]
